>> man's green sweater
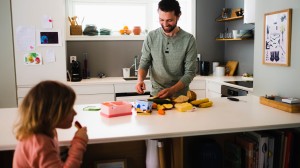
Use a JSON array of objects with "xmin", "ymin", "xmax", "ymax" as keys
[{"xmin": 139, "ymin": 27, "xmax": 197, "ymax": 97}]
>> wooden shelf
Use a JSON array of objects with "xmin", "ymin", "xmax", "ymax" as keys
[
  {"xmin": 216, "ymin": 37, "xmax": 253, "ymax": 41},
  {"xmin": 215, "ymin": 16, "xmax": 244, "ymax": 22}
]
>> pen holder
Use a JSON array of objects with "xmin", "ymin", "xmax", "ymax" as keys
[{"xmin": 70, "ymin": 25, "xmax": 82, "ymax": 35}]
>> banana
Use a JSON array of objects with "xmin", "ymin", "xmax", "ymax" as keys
[
  {"xmin": 190, "ymin": 98, "xmax": 209, "ymax": 106},
  {"xmin": 199, "ymin": 101, "xmax": 213, "ymax": 108}
]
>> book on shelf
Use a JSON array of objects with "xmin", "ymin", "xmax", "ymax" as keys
[
  {"xmin": 235, "ymin": 134, "xmax": 257, "ymax": 168},
  {"xmin": 282, "ymin": 130, "xmax": 293, "ymax": 168},
  {"xmin": 244, "ymin": 131, "xmax": 269, "ymax": 168}
]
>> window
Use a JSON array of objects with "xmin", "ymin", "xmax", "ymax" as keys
[{"xmin": 67, "ymin": 0, "xmax": 196, "ymax": 39}]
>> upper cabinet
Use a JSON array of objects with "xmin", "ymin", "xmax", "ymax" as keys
[{"xmin": 244, "ymin": 0, "xmax": 256, "ymax": 24}]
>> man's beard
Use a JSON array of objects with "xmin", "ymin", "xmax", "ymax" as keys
[{"xmin": 161, "ymin": 22, "xmax": 177, "ymax": 33}]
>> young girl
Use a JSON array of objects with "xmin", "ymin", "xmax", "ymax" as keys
[{"xmin": 13, "ymin": 80, "xmax": 88, "ymax": 168}]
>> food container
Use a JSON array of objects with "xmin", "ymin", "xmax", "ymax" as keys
[{"xmin": 101, "ymin": 101, "xmax": 132, "ymax": 117}]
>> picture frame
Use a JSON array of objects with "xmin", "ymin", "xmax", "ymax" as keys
[
  {"xmin": 94, "ymin": 159, "xmax": 127, "ymax": 168},
  {"xmin": 37, "ymin": 29, "xmax": 62, "ymax": 46},
  {"xmin": 263, "ymin": 9, "xmax": 292, "ymax": 66}
]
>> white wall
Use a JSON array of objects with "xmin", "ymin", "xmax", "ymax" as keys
[
  {"xmin": 11, "ymin": 0, "xmax": 67, "ymax": 86},
  {"xmin": 253, "ymin": 0, "xmax": 300, "ymax": 97},
  {"xmin": 0, "ymin": 0, "xmax": 17, "ymax": 107}
]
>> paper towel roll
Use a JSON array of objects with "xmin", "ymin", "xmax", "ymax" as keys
[{"xmin": 215, "ymin": 66, "xmax": 225, "ymax": 77}]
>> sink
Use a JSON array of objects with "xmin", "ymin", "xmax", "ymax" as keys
[{"xmin": 123, "ymin": 77, "xmax": 150, "ymax": 81}]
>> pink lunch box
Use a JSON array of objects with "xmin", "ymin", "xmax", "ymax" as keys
[{"xmin": 100, "ymin": 101, "xmax": 133, "ymax": 118}]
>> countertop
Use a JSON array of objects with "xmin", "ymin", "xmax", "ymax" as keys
[
  {"xmin": 65, "ymin": 75, "xmax": 253, "ymax": 91},
  {"xmin": 1, "ymin": 95, "xmax": 300, "ymax": 151}
]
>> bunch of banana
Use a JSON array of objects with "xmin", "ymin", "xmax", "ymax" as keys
[{"xmin": 190, "ymin": 98, "xmax": 213, "ymax": 108}]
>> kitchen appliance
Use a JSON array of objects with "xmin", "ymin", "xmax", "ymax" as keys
[
  {"xmin": 224, "ymin": 81, "xmax": 253, "ymax": 88},
  {"xmin": 221, "ymin": 85, "xmax": 248, "ymax": 97},
  {"xmin": 221, "ymin": 81, "xmax": 253, "ymax": 97},
  {"xmin": 70, "ymin": 60, "xmax": 82, "ymax": 82},
  {"xmin": 199, "ymin": 61, "xmax": 210, "ymax": 76}
]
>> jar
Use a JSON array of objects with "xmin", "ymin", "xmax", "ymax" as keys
[{"xmin": 133, "ymin": 26, "xmax": 141, "ymax": 35}]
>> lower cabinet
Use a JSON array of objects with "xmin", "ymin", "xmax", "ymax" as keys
[
  {"xmin": 190, "ymin": 79, "xmax": 206, "ymax": 98},
  {"xmin": 70, "ymin": 84, "xmax": 115, "ymax": 104},
  {"xmin": 206, "ymin": 80, "xmax": 222, "ymax": 98}
]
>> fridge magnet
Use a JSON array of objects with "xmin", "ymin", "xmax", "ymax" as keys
[
  {"xmin": 24, "ymin": 52, "xmax": 42, "ymax": 65},
  {"xmin": 94, "ymin": 159, "xmax": 127, "ymax": 168},
  {"xmin": 37, "ymin": 29, "xmax": 62, "ymax": 46},
  {"xmin": 263, "ymin": 9, "xmax": 292, "ymax": 66}
]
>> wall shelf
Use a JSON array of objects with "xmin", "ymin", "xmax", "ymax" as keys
[
  {"xmin": 216, "ymin": 37, "xmax": 253, "ymax": 41},
  {"xmin": 215, "ymin": 16, "xmax": 244, "ymax": 22}
]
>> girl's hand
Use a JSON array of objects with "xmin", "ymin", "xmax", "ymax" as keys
[{"xmin": 75, "ymin": 127, "xmax": 88, "ymax": 142}]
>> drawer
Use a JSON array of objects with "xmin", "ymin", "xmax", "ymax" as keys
[
  {"xmin": 75, "ymin": 94, "xmax": 115, "ymax": 104},
  {"xmin": 71, "ymin": 84, "xmax": 114, "ymax": 94},
  {"xmin": 114, "ymin": 81, "xmax": 152, "ymax": 93}
]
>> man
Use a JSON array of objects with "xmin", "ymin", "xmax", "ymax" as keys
[{"xmin": 136, "ymin": 0, "xmax": 197, "ymax": 98}]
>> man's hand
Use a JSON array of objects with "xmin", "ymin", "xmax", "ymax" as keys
[
  {"xmin": 157, "ymin": 88, "xmax": 174, "ymax": 98},
  {"xmin": 136, "ymin": 81, "xmax": 146, "ymax": 94}
]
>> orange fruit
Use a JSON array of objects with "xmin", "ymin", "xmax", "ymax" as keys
[
  {"xmin": 119, "ymin": 29, "xmax": 125, "ymax": 35},
  {"xmin": 123, "ymin": 26, "xmax": 129, "ymax": 30}
]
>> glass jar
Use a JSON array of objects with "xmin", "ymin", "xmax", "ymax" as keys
[{"xmin": 133, "ymin": 26, "xmax": 141, "ymax": 35}]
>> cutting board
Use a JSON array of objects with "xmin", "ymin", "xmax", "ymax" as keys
[{"xmin": 226, "ymin": 61, "xmax": 238, "ymax": 76}]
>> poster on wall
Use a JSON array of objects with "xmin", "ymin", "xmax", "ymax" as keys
[
  {"xmin": 24, "ymin": 52, "xmax": 42, "ymax": 65},
  {"xmin": 263, "ymin": 9, "xmax": 292, "ymax": 66},
  {"xmin": 37, "ymin": 29, "xmax": 62, "ymax": 46}
]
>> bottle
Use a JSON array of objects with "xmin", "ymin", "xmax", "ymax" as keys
[
  {"xmin": 82, "ymin": 53, "xmax": 88, "ymax": 79},
  {"xmin": 133, "ymin": 26, "xmax": 141, "ymax": 35}
]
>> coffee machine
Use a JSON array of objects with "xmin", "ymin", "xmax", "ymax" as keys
[{"xmin": 70, "ymin": 60, "xmax": 82, "ymax": 82}]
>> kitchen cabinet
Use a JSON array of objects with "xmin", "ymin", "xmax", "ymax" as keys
[
  {"xmin": 206, "ymin": 80, "xmax": 222, "ymax": 98},
  {"xmin": 244, "ymin": 0, "xmax": 255, "ymax": 24},
  {"xmin": 70, "ymin": 84, "xmax": 115, "ymax": 104},
  {"xmin": 190, "ymin": 79, "xmax": 206, "ymax": 98}
]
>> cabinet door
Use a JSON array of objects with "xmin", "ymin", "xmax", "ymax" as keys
[
  {"xmin": 244, "ymin": 0, "xmax": 255, "ymax": 24},
  {"xmin": 190, "ymin": 79, "xmax": 206, "ymax": 98},
  {"xmin": 76, "ymin": 94, "xmax": 115, "ymax": 104},
  {"xmin": 70, "ymin": 84, "xmax": 115, "ymax": 104},
  {"xmin": 206, "ymin": 80, "xmax": 222, "ymax": 98}
]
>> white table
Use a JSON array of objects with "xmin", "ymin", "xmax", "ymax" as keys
[{"xmin": 1, "ymin": 95, "xmax": 300, "ymax": 151}]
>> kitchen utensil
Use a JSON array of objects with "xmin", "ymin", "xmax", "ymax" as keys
[{"xmin": 226, "ymin": 61, "xmax": 238, "ymax": 76}]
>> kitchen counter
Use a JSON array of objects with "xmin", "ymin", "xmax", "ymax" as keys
[
  {"xmin": 1, "ymin": 95, "xmax": 300, "ymax": 151},
  {"xmin": 65, "ymin": 75, "xmax": 252, "ymax": 91}
]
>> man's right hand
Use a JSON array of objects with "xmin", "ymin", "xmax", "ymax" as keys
[{"xmin": 136, "ymin": 81, "xmax": 146, "ymax": 94}]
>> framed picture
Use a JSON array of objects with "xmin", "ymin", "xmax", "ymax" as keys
[
  {"xmin": 263, "ymin": 9, "xmax": 292, "ymax": 66},
  {"xmin": 37, "ymin": 29, "xmax": 62, "ymax": 46},
  {"xmin": 94, "ymin": 159, "xmax": 127, "ymax": 168}
]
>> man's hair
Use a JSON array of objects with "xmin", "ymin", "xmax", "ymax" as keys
[{"xmin": 158, "ymin": 0, "xmax": 181, "ymax": 17}]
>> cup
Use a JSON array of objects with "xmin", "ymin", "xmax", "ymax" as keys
[
  {"xmin": 122, "ymin": 68, "xmax": 130, "ymax": 78},
  {"xmin": 215, "ymin": 66, "xmax": 225, "ymax": 77}
]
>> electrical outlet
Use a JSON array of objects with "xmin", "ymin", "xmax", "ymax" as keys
[
  {"xmin": 70, "ymin": 56, "xmax": 77, "ymax": 63},
  {"xmin": 197, "ymin": 54, "xmax": 201, "ymax": 60}
]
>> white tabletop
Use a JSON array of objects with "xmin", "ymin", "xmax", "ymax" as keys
[{"xmin": 1, "ymin": 95, "xmax": 300, "ymax": 151}]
